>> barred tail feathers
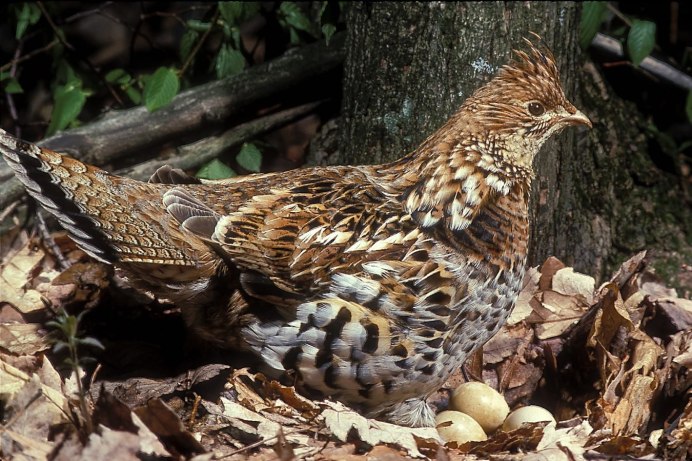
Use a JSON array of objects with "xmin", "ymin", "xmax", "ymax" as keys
[{"xmin": 0, "ymin": 129, "xmax": 194, "ymax": 265}]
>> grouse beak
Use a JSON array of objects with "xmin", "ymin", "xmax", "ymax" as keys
[{"xmin": 560, "ymin": 104, "xmax": 592, "ymax": 128}]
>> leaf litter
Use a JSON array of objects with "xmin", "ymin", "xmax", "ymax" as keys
[{"xmin": 1, "ymin": 231, "xmax": 690, "ymax": 460}]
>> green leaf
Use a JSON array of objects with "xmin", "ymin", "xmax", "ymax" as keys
[
  {"xmin": 125, "ymin": 86, "xmax": 142, "ymax": 105},
  {"xmin": 230, "ymin": 27, "xmax": 242, "ymax": 49},
  {"xmin": 215, "ymin": 45, "xmax": 245, "ymax": 79},
  {"xmin": 322, "ymin": 23, "xmax": 336, "ymax": 45},
  {"xmin": 105, "ymin": 68, "xmax": 131, "ymax": 84},
  {"xmin": 15, "ymin": 3, "xmax": 41, "ymax": 40},
  {"xmin": 579, "ymin": 2, "xmax": 607, "ymax": 50},
  {"xmin": 686, "ymin": 91, "xmax": 692, "ymax": 124},
  {"xmin": 56, "ymin": 61, "xmax": 81, "ymax": 87},
  {"xmin": 280, "ymin": 2, "xmax": 315, "ymax": 35},
  {"xmin": 627, "ymin": 20, "xmax": 656, "ymax": 66},
  {"xmin": 180, "ymin": 29, "xmax": 199, "ymax": 62},
  {"xmin": 4, "ymin": 78, "xmax": 23, "ymax": 94},
  {"xmin": 288, "ymin": 27, "xmax": 300, "ymax": 45},
  {"xmin": 77, "ymin": 336, "xmax": 105, "ymax": 350},
  {"xmin": 220, "ymin": 2, "xmax": 260, "ymax": 25},
  {"xmin": 196, "ymin": 158, "xmax": 237, "ymax": 179},
  {"xmin": 236, "ymin": 143, "xmax": 262, "ymax": 172},
  {"xmin": 143, "ymin": 67, "xmax": 180, "ymax": 111},
  {"xmin": 219, "ymin": 2, "xmax": 244, "ymax": 25},
  {"xmin": 47, "ymin": 84, "xmax": 87, "ymax": 135},
  {"xmin": 186, "ymin": 19, "xmax": 211, "ymax": 32},
  {"xmin": 319, "ymin": 1, "xmax": 329, "ymax": 19},
  {"xmin": 52, "ymin": 342, "xmax": 68, "ymax": 354}
]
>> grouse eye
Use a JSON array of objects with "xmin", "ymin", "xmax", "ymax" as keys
[{"xmin": 528, "ymin": 102, "xmax": 545, "ymax": 116}]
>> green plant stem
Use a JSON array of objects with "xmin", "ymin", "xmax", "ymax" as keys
[
  {"xmin": 179, "ymin": 8, "xmax": 220, "ymax": 76},
  {"xmin": 68, "ymin": 336, "xmax": 94, "ymax": 434}
]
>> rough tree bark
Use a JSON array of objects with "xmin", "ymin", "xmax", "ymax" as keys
[{"xmin": 337, "ymin": 2, "xmax": 690, "ymax": 284}]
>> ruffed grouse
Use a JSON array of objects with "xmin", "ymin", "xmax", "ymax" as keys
[{"xmin": 0, "ymin": 40, "xmax": 590, "ymax": 427}]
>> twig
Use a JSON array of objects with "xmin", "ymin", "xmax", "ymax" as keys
[
  {"xmin": 179, "ymin": 8, "xmax": 220, "ymax": 76},
  {"xmin": 591, "ymin": 33, "xmax": 692, "ymax": 90},
  {"xmin": 36, "ymin": 1, "xmax": 124, "ymax": 106},
  {"xmin": 5, "ymin": 44, "xmax": 22, "ymax": 138},
  {"xmin": 142, "ymin": 10, "xmax": 188, "ymax": 28},
  {"xmin": 0, "ymin": 38, "xmax": 59, "ymax": 74},
  {"xmin": 64, "ymin": 2, "xmax": 114, "ymax": 23},
  {"xmin": 35, "ymin": 210, "xmax": 70, "ymax": 270},
  {"xmin": 0, "ymin": 200, "xmax": 19, "ymax": 222},
  {"xmin": 605, "ymin": 3, "xmax": 632, "ymax": 28},
  {"xmin": 217, "ymin": 426, "xmax": 309, "ymax": 459},
  {"xmin": 126, "ymin": 4, "xmax": 213, "ymax": 58},
  {"xmin": 188, "ymin": 393, "xmax": 202, "ymax": 427},
  {"xmin": 89, "ymin": 363, "xmax": 103, "ymax": 394}
]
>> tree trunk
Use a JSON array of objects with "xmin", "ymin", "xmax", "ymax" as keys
[{"xmin": 337, "ymin": 2, "xmax": 690, "ymax": 284}]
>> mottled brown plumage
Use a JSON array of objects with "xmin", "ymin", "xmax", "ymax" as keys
[{"xmin": 0, "ymin": 39, "xmax": 590, "ymax": 427}]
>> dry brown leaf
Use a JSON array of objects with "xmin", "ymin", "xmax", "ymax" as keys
[
  {"xmin": 78, "ymin": 427, "xmax": 142, "ymax": 461},
  {"xmin": 609, "ymin": 374, "xmax": 657, "ymax": 436},
  {"xmin": 460, "ymin": 421, "xmax": 547, "ymax": 456},
  {"xmin": 538, "ymin": 257, "xmax": 567, "ymax": 291},
  {"xmin": 594, "ymin": 435, "xmax": 655, "ymax": 457},
  {"xmin": 508, "ymin": 266, "xmax": 540, "ymax": 325},
  {"xmin": 651, "ymin": 297, "xmax": 692, "ymax": 332},
  {"xmin": 0, "ymin": 356, "xmax": 67, "ymax": 412},
  {"xmin": 638, "ymin": 273, "xmax": 678, "ymax": 299},
  {"xmin": 483, "ymin": 324, "xmax": 532, "ymax": 365},
  {"xmin": 0, "ymin": 243, "xmax": 47, "ymax": 314},
  {"xmin": 608, "ymin": 251, "xmax": 648, "ymax": 290},
  {"xmin": 89, "ymin": 387, "xmax": 171, "ymax": 458},
  {"xmin": 272, "ymin": 427, "xmax": 296, "ymax": 461},
  {"xmin": 587, "ymin": 284, "xmax": 633, "ymax": 351},
  {"xmin": 672, "ymin": 331, "xmax": 692, "ymax": 369},
  {"xmin": 134, "ymin": 398, "xmax": 206, "ymax": 457},
  {"xmin": 42, "ymin": 262, "xmax": 111, "ymax": 309},
  {"xmin": 260, "ymin": 376, "xmax": 320, "ymax": 416},
  {"xmin": 552, "ymin": 267, "xmax": 595, "ymax": 303},
  {"xmin": 320, "ymin": 400, "xmax": 440, "ymax": 459},
  {"xmin": 0, "ymin": 369, "xmax": 68, "ymax": 460},
  {"xmin": 584, "ymin": 279, "xmax": 666, "ymax": 438},
  {"xmin": 0, "ymin": 323, "xmax": 50, "ymax": 355},
  {"xmin": 518, "ymin": 420, "xmax": 593, "ymax": 461},
  {"xmin": 219, "ymin": 397, "xmax": 310, "ymax": 447},
  {"xmin": 1, "ymin": 427, "xmax": 54, "ymax": 460},
  {"xmin": 97, "ymin": 363, "xmax": 230, "ymax": 407},
  {"xmin": 228, "ymin": 368, "xmax": 271, "ymax": 412},
  {"xmin": 534, "ymin": 290, "xmax": 586, "ymax": 339}
]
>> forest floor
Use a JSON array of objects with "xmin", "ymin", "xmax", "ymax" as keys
[{"xmin": 1, "ymin": 223, "xmax": 690, "ymax": 460}]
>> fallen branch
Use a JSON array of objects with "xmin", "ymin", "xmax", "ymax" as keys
[
  {"xmin": 0, "ymin": 33, "xmax": 345, "ymax": 209},
  {"xmin": 119, "ymin": 101, "xmax": 322, "ymax": 181},
  {"xmin": 591, "ymin": 32, "xmax": 692, "ymax": 90}
]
